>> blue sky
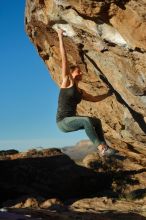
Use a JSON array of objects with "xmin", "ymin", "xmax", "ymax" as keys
[{"xmin": 0, "ymin": 0, "xmax": 86, "ymax": 151}]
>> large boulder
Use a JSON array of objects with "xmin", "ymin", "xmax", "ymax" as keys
[{"xmin": 25, "ymin": 0, "xmax": 146, "ymax": 162}]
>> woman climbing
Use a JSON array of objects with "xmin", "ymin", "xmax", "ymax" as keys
[{"xmin": 56, "ymin": 29, "xmax": 116, "ymax": 157}]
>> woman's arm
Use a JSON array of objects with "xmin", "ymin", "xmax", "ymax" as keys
[
  {"xmin": 82, "ymin": 89, "xmax": 113, "ymax": 102},
  {"xmin": 57, "ymin": 30, "xmax": 72, "ymax": 87}
]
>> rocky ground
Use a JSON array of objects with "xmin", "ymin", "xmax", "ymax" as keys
[{"xmin": 0, "ymin": 144, "xmax": 146, "ymax": 219}]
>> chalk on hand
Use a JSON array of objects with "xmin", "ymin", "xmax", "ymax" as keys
[{"xmin": 52, "ymin": 24, "xmax": 76, "ymax": 37}]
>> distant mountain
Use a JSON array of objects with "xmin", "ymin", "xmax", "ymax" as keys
[
  {"xmin": 0, "ymin": 149, "xmax": 19, "ymax": 156},
  {"xmin": 61, "ymin": 140, "xmax": 97, "ymax": 161}
]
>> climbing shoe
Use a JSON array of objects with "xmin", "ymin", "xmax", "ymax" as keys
[{"xmin": 98, "ymin": 144, "xmax": 117, "ymax": 157}]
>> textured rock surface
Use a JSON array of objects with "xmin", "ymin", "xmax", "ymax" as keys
[
  {"xmin": 3, "ymin": 202, "xmax": 146, "ymax": 219},
  {"xmin": 25, "ymin": 0, "xmax": 146, "ymax": 161}
]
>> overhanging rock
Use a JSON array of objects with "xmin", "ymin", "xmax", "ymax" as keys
[{"xmin": 25, "ymin": 0, "xmax": 146, "ymax": 163}]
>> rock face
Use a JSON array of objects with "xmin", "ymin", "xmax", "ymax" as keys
[{"xmin": 25, "ymin": 0, "xmax": 146, "ymax": 160}]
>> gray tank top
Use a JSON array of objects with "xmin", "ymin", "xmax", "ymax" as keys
[{"xmin": 56, "ymin": 84, "xmax": 82, "ymax": 122}]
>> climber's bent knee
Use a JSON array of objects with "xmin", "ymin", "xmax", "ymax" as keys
[
  {"xmin": 57, "ymin": 120, "xmax": 69, "ymax": 132},
  {"xmin": 57, "ymin": 116, "xmax": 85, "ymax": 132}
]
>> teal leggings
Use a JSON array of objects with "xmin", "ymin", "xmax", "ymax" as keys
[{"xmin": 57, "ymin": 116, "xmax": 106, "ymax": 147}]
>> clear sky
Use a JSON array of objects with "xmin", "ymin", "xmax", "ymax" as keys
[{"xmin": 0, "ymin": 0, "xmax": 87, "ymax": 151}]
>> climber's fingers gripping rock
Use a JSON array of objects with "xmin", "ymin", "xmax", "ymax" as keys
[{"xmin": 56, "ymin": 28, "xmax": 64, "ymax": 36}]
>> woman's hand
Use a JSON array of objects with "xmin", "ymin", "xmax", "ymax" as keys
[{"xmin": 57, "ymin": 28, "xmax": 64, "ymax": 37}]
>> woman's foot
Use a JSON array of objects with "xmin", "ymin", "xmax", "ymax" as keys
[{"xmin": 98, "ymin": 143, "xmax": 116, "ymax": 157}]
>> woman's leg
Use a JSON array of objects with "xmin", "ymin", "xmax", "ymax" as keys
[
  {"xmin": 89, "ymin": 117, "xmax": 106, "ymax": 143},
  {"xmin": 57, "ymin": 116, "xmax": 105, "ymax": 147},
  {"xmin": 87, "ymin": 117, "xmax": 117, "ymax": 156}
]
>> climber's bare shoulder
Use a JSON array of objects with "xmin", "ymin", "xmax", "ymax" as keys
[{"xmin": 61, "ymin": 75, "xmax": 74, "ymax": 88}]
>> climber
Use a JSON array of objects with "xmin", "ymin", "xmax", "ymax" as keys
[{"xmin": 56, "ymin": 29, "xmax": 116, "ymax": 157}]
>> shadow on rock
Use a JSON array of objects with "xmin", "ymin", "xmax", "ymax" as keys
[
  {"xmin": 83, "ymin": 152, "xmax": 146, "ymax": 198},
  {"xmin": 0, "ymin": 151, "xmax": 146, "ymax": 207},
  {"xmin": 0, "ymin": 152, "xmax": 113, "ymax": 205}
]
